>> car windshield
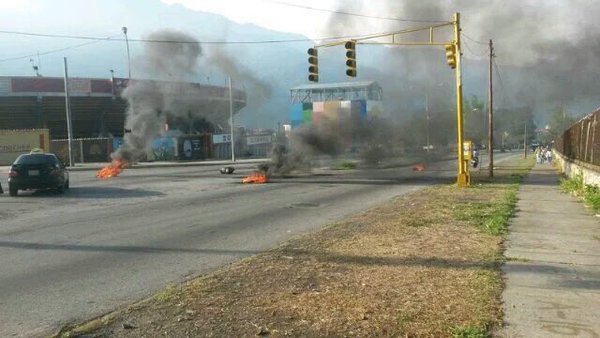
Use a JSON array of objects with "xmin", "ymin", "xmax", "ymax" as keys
[{"xmin": 14, "ymin": 154, "xmax": 58, "ymax": 165}]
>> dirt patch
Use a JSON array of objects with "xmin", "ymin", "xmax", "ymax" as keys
[{"xmin": 59, "ymin": 157, "xmax": 534, "ymax": 338}]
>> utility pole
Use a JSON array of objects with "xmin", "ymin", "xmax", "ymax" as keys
[
  {"xmin": 228, "ymin": 76, "xmax": 235, "ymax": 162},
  {"xmin": 122, "ymin": 26, "xmax": 132, "ymax": 80},
  {"xmin": 425, "ymin": 92, "xmax": 430, "ymax": 153},
  {"xmin": 63, "ymin": 57, "xmax": 74, "ymax": 167},
  {"xmin": 488, "ymin": 39, "xmax": 494, "ymax": 178},
  {"xmin": 523, "ymin": 123, "xmax": 528, "ymax": 159},
  {"xmin": 561, "ymin": 106, "xmax": 565, "ymax": 135}
]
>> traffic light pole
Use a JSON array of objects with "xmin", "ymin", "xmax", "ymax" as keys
[
  {"xmin": 488, "ymin": 39, "xmax": 494, "ymax": 179},
  {"xmin": 311, "ymin": 13, "xmax": 469, "ymax": 186},
  {"xmin": 453, "ymin": 13, "xmax": 469, "ymax": 187}
]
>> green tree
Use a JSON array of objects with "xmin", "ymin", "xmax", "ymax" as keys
[
  {"xmin": 547, "ymin": 108, "xmax": 577, "ymax": 141},
  {"xmin": 494, "ymin": 107, "xmax": 536, "ymax": 149},
  {"xmin": 463, "ymin": 95, "xmax": 486, "ymax": 146}
]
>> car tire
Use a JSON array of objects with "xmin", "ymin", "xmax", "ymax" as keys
[
  {"xmin": 9, "ymin": 185, "xmax": 17, "ymax": 196},
  {"xmin": 56, "ymin": 184, "xmax": 65, "ymax": 194}
]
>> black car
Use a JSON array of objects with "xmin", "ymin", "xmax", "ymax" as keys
[{"xmin": 7, "ymin": 151, "xmax": 69, "ymax": 196}]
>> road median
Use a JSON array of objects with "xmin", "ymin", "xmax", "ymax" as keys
[{"xmin": 58, "ymin": 156, "xmax": 535, "ymax": 338}]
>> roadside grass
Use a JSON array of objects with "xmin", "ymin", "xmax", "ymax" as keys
[
  {"xmin": 560, "ymin": 172, "xmax": 600, "ymax": 212},
  {"xmin": 61, "ymin": 156, "xmax": 534, "ymax": 338},
  {"xmin": 453, "ymin": 183, "xmax": 519, "ymax": 236},
  {"xmin": 451, "ymin": 326, "xmax": 488, "ymax": 338},
  {"xmin": 332, "ymin": 160, "xmax": 357, "ymax": 170},
  {"xmin": 153, "ymin": 284, "xmax": 180, "ymax": 303}
]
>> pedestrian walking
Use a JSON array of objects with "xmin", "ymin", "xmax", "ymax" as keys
[
  {"xmin": 545, "ymin": 149, "xmax": 553, "ymax": 164},
  {"xmin": 536, "ymin": 147, "xmax": 542, "ymax": 164}
]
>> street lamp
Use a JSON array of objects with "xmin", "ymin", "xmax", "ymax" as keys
[
  {"xmin": 122, "ymin": 26, "xmax": 131, "ymax": 80},
  {"xmin": 109, "ymin": 69, "xmax": 115, "ymax": 99}
]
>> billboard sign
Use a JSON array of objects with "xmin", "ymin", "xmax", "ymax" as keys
[
  {"xmin": 213, "ymin": 134, "xmax": 232, "ymax": 144},
  {"xmin": 0, "ymin": 129, "xmax": 50, "ymax": 165},
  {"xmin": 246, "ymin": 135, "xmax": 272, "ymax": 146}
]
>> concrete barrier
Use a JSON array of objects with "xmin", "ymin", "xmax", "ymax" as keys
[{"xmin": 554, "ymin": 150, "xmax": 600, "ymax": 186}]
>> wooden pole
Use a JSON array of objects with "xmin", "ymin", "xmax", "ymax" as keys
[{"xmin": 488, "ymin": 39, "xmax": 494, "ymax": 178}]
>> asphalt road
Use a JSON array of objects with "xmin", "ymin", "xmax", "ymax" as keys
[{"xmin": 0, "ymin": 152, "xmax": 515, "ymax": 337}]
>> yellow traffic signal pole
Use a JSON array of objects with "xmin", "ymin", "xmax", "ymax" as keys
[
  {"xmin": 312, "ymin": 12, "xmax": 470, "ymax": 186},
  {"xmin": 453, "ymin": 13, "xmax": 469, "ymax": 186}
]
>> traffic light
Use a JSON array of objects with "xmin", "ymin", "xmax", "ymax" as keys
[
  {"xmin": 307, "ymin": 48, "xmax": 318, "ymax": 82},
  {"xmin": 345, "ymin": 40, "xmax": 357, "ymax": 77},
  {"xmin": 444, "ymin": 44, "xmax": 456, "ymax": 69}
]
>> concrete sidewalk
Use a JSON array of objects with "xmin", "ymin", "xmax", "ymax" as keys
[{"xmin": 500, "ymin": 164, "xmax": 600, "ymax": 337}]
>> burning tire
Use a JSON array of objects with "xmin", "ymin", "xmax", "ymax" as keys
[
  {"xmin": 220, "ymin": 166, "xmax": 235, "ymax": 174},
  {"xmin": 242, "ymin": 171, "xmax": 268, "ymax": 184}
]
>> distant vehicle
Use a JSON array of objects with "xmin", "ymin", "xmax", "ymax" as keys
[{"xmin": 7, "ymin": 150, "xmax": 69, "ymax": 196}]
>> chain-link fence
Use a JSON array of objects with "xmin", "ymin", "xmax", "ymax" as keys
[
  {"xmin": 555, "ymin": 108, "xmax": 600, "ymax": 166},
  {"xmin": 50, "ymin": 138, "xmax": 114, "ymax": 164}
]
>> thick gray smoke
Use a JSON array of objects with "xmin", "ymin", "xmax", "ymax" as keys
[
  {"xmin": 323, "ymin": 0, "xmax": 600, "ymax": 116},
  {"xmin": 272, "ymin": 1, "xmax": 600, "ymax": 172},
  {"xmin": 204, "ymin": 45, "xmax": 272, "ymax": 110},
  {"xmin": 270, "ymin": 0, "xmax": 600, "ymax": 172},
  {"xmin": 269, "ymin": 114, "xmax": 396, "ymax": 174},
  {"xmin": 113, "ymin": 29, "xmax": 272, "ymax": 162},
  {"xmin": 113, "ymin": 30, "xmax": 203, "ymax": 161}
]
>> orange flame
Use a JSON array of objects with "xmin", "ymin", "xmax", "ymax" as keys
[
  {"xmin": 96, "ymin": 159, "xmax": 128, "ymax": 179},
  {"xmin": 242, "ymin": 171, "xmax": 268, "ymax": 184}
]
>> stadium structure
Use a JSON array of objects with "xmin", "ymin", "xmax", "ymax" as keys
[{"xmin": 0, "ymin": 76, "xmax": 247, "ymax": 139}]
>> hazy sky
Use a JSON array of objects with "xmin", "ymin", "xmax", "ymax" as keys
[
  {"xmin": 1, "ymin": 0, "xmax": 599, "ymax": 124},
  {"xmin": 161, "ymin": 0, "xmax": 386, "ymax": 38},
  {"xmin": 0, "ymin": 0, "xmax": 590, "ymax": 69}
]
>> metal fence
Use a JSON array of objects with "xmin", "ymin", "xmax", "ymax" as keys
[
  {"xmin": 555, "ymin": 108, "xmax": 600, "ymax": 166},
  {"xmin": 50, "ymin": 138, "xmax": 113, "ymax": 164}
]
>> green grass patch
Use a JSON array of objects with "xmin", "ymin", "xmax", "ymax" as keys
[
  {"xmin": 560, "ymin": 172, "xmax": 600, "ymax": 212},
  {"xmin": 333, "ymin": 160, "xmax": 357, "ymax": 170},
  {"xmin": 454, "ymin": 184, "xmax": 518, "ymax": 235},
  {"xmin": 560, "ymin": 172, "xmax": 584, "ymax": 194},
  {"xmin": 153, "ymin": 284, "xmax": 180, "ymax": 303},
  {"xmin": 450, "ymin": 326, "xmax": 488, "ymax": 338}
]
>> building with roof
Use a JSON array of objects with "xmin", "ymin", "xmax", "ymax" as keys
[{"xmin": 0, "ymin": 76, "xmax": 246, "ymax": 139}]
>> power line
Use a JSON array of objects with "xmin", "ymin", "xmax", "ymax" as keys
[
  {"xmin": 461, "ymin": 37, "xmax": 488, "ymax": 58},
  {"xmin": 0, "ymin": 29, "xmax": 407, "ymax": 45},
  {"xmin": 0, "ymin": 29, "xmax": 303, "ymax": 44},
  {"xmin": 493, "ymin": 58, "xmax": 509, "ymax": 106},
  {"xmin": 0, "ymin": 30, "xmax": 122, "ymax": 42},
  {"xmin": 261, "ymin": 0, "xmax": 449, "ymax": 23},
  {"xmin": 462, "ymin": 33, "xmax": 487, "ymax": 45},
  {"xmin": 0, "ymin": 30, "xmax": 310, "ymax": 44},
  {"xmin": 0, "ymin": 34, "xmax": 121, "ymax": 63}
]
